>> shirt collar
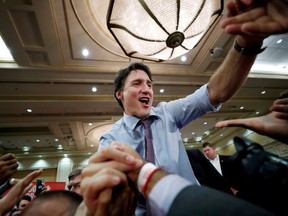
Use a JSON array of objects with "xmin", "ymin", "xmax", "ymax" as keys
[{"xmin": 123, "ymin": 109, "xmax": 158, "ymax": 130}]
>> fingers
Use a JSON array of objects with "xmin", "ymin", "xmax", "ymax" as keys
[
  {"xmin": 0, "ymin": 154, "xmax": 18, "ymax": 169},
  {"xmin": 0, "ymin": 153, "xmax": 16, "ymax": 161},
  {"xmin": 215, "ymin": 119, "xmax": 246, "ymax": 128},
  {"xmin": 0, "ymin": 169, "xmax": 43, "ymax": 214},
  {"xmin": 0, "ymin": 153, "xmax": 19, "ymax": 174},
  {"xmin": 88, "ymin": 145, "xmax": 144, "ymax": 172},
  {"xmin": 74, "ymin": 202, "xmax": 91, "ymax": 216},
  {"xmin": 221, "ymin": 7, "xmax": 265, "ymax": 27},
  {"xmin": 273, "ymin": 112, "xmax": 288, "ymax": 120},
  {"xmin": 83, "ymin": 159, "xmax": 141, "ymax": 179},
  {"xmin": 272, "ymin": 98, "xmax": 288, "ymax": 106},
  {"xmin": 270, "ymin": 98, "xmax": 288, "ymax": 115},
  {"xmin": 221, "ymin": 7, "xmax": 268, "ymax": 35},
  {"xmin": 223, "ymin": 0, "xmax": 288, "ymax": 35},
  {"xmin": 13, "ymin": 169, "xmax": 43, "ymax": 195},
  {"xmin": 81, "ymin": 168, "xmax": 126, "ymax": 210},
  {"xmin": 90, "ymin": 145, "xmax": 137, "ymax": 164},
  {"xmin": 95, "ymin": 189, "xmax": 113, "ymax": 216}
]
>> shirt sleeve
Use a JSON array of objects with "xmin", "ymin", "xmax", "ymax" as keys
[{"xmin": 148, "ymin": 174, "xmax": 193, "ymax": 216}]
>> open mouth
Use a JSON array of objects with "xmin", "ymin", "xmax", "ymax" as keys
[{"xmin": 139, "ymin": 97, "xmax": 149, "ymax": 105}]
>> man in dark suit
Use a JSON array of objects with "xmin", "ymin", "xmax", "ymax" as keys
[{"xmin": 186, "ymin": 142, "xmax": 237, "ymax": 195}]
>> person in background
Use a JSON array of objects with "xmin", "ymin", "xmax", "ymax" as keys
[
  {"xmin": 20, "ymin": 190, "xmax": 83, "ymax": 216},
  {"xmin": 67, "ymin": 168, "xmax": 83, "ymax": 195},
  {"xmin": 216, "ymin": 89, "xmax": 288, "ymax": 144},
  {"xmin": 186, "ymin": 142, "xmax": 238, "ymax": 195},
  {"xmin": 9, "ymin": 195, "xmax": 33, "ymax": 216}
]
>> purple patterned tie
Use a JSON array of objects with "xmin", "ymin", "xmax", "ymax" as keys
[{"xmin": 141, "ymin": 118, "xmax": 155, "ymax": 164}]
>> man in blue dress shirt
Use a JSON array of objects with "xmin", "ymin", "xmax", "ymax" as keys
[{"xmin": 98, "ymin": 0, "xmax": 284, "ymax": 213}]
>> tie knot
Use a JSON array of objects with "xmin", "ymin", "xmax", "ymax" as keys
[{"xmin": 140, "ymin": 118, "xmax": 152, "ymax": 129}]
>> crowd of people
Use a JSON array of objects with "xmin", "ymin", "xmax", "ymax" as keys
[{"xmin": 1, "ymin": 0, "xmax": 288, "ymax": 215}]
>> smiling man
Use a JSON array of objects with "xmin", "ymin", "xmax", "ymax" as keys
[{"xmin": 99, "ymin": 34, "xmax": 263, "ymax": 214}]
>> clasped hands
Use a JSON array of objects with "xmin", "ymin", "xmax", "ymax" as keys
[{"xmin": 76, "ymin": 143, "xmax": 144, "ymax": 216}]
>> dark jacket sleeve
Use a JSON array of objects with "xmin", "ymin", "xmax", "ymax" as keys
[{"xmin": 167, "ymin": 185, "xmax": 274, "ymax": 216}]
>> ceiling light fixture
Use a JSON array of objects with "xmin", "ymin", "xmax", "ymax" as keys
[
  {"xmin": 276, "ymin": 39, "xmax": 283, "ymax": 44},
  {"xmin": 107, "ymin": 0, "xmax": 223, "ymax": 61},
  {"xmin": 181, "ymin": 56, "xmax": 187, "ymax": 62},
  {"xmin": 91, "ymin": 87, "xmax": 97, "ymax": 92},
  {"xmin": 82, "ymin": 48, "xmax": 89, "ymax": 56}
]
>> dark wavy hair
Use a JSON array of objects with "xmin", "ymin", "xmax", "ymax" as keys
[
  {"xmin": 114, "ymin": 63, "xmax": 153, "ymax": 111},
  {"xmin": 202, "ymin": 142, "xmax": 213, "ymax": 148}
]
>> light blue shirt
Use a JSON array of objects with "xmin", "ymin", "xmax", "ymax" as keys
[
  {"xmin": 149, "ymin": 174, "xmax": 192, "ymax": 216},
  {"xmin": 99, "ymin": 84, "xmax": 219, "ymax": 215}
]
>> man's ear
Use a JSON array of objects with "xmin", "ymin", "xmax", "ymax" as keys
[{"xmin": 116, "ymin": 91, "xmax": 122, "ymax": 100}]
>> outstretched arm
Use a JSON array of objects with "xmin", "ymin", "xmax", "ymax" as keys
[
  {"xmin": 209, "ymin": 0, "xmax": 288, "ymax": 106},
  {"xmin": 215, "ymin": 97, "xmax": 288, "ymax": 144},
  {"xmin": 0, "ymin": 169, "xmax": 43, "ymax": 215},
  {"xmin": 208, "ymin": 0, "xmax": 269, "ymax": 106}
]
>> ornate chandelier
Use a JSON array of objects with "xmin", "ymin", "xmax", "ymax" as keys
[{"xmin": 107, "ymin": 0, "xmax": 223, "ymax": 62}]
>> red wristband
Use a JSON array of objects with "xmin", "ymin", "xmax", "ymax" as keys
[{"xmin": 137, "ymin": 163, "xmax": 160, "ymax": 196}]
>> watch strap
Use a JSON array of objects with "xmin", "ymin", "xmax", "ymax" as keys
[{"xmin": 234, "ymin": 40, "xmax": 266, "ymax": 56}]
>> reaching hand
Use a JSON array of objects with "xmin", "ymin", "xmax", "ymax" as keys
[
  {"xmin": 221, "ymin": 0, "xmax": 288, "ymax": 35},
  {"xmin": 0, "ymin": 169, "xmax": 43, "ymax": 215},
  {"xmin": 0, "ymin": 153, "xmax": 19, "ymax": 185},
  {"xmin": 215, "ymin": 97, "xmax": 288, "ymax": 144}
]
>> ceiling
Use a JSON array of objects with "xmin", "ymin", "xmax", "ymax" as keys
[{"xmin": 0, "ymin": 0, "xmax": 288, "ymax": 160}]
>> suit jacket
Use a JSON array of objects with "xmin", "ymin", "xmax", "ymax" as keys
[
  {"xmin": 186, "ymin": 149, "xmax": 234, "ymax": 194},
  {"xmin": 167, "ymin": 185, "xmax": 273, "ymax": 216}
]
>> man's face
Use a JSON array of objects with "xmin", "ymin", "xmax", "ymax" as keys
[
  {"xmin": 68, "ymin": 174, "xmax": 82, "ymax": 195},
  {"xmin": 116, "ymin": 69, "xmax": 153, "ymax": 118},
  {"xmin": 203, "ymin": 146, "xmax": 217, "ymax": 160}
]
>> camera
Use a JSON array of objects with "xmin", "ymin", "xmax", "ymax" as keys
[{"xmin": 226, "ymin": 136, "xmax": 288, "ymax": 215}]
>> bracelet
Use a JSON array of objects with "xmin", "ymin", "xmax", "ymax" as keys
[
  {"xmin": 137, "ymin": 163, "xmax": 160, "ymax": 196},
  {"xmin": 234, "ymin": 40, "xmax": 266, "ymax": 56}
]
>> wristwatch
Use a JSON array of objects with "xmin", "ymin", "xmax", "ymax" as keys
[{"xmin": 234, "ymin": 40, "xmax": 266, "ymax": 56}]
